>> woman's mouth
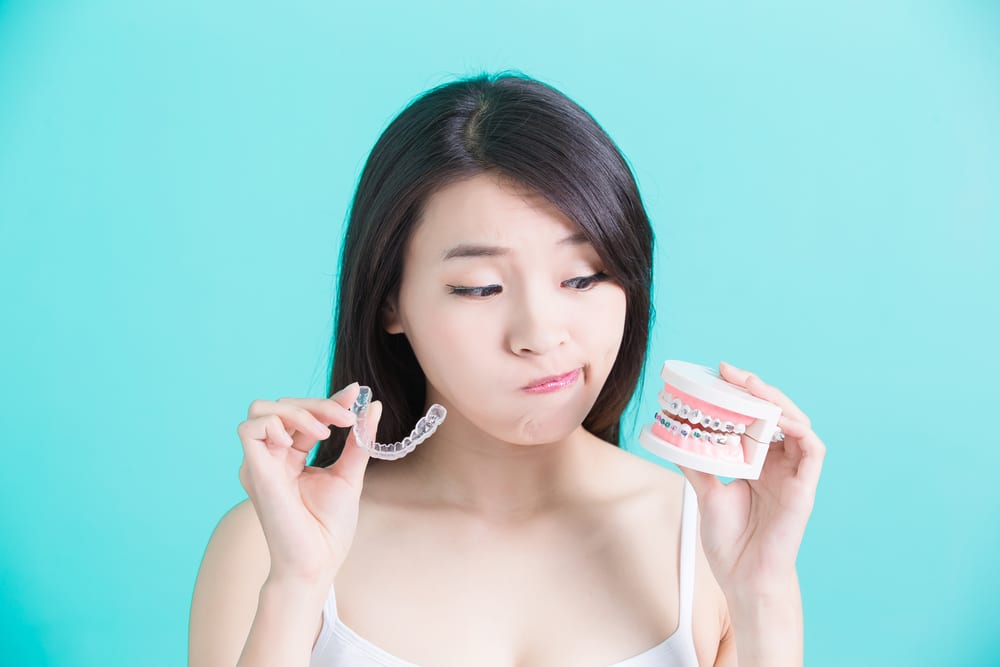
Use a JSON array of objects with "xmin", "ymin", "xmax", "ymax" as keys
[{"xmin": 522, "ymin": 368, "xmax": 581, "ymax": 394}]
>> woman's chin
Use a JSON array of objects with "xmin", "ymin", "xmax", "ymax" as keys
[{"xmin": 502, "ymin": 415, "xmax": 588, "ymax": 447}]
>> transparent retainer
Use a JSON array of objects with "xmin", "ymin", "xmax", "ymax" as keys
[{"xmin": 350, "ymin": 385, "xmax": 447, "ymax": 461}]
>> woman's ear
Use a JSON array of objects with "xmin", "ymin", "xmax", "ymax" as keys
[{"xmin": 382, "ymin": 297, "xmax": 404, "ymax": 334}]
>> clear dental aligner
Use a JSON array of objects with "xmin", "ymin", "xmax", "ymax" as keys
[
  {"xmin": 638, "ymin": 360, "xmax": 784, "ymax": 480},
  {"xmin": 350, "ymin": 385, "xmax": 447, "ymax": 461}
]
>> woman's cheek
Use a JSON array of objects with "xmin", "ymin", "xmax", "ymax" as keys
[
  {"xmin": 413, "ymin": 310, "xmax": 496, "ymax": 382},
  {"xmin": 435, "ymin": 309, "xmax": 493, "ymax": 350},
  {"xmin": 594, "ymin": 289, "xmax": 626, "ymax": 336}
]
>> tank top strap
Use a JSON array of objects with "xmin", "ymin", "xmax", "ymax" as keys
[{"xmin": 676, "ymin": 479, "xmax": 699, "ymax": 630}]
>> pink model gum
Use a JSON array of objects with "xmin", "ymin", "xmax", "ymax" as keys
[
  {"xmin": 652, "ymin": 381, "xmax": 755, "ymax": 463},
  {"xmin": 651, "ymin": 420, "xmax": 747, "ymax": 463},
  {"xmin": 637, "ymin": 360, "xmax": 784, "ymax": 481},
  {"xmin": 661, "ymin": 381, "xmax": 754, "ymax": 425}
]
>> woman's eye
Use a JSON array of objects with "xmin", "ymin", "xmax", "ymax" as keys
[
  {"xmin": 447, "ymin": 273, "xmax": 609, "ymax": 298},
  {"xmin": 447, "ymin": 284, "xmax": 502, "ymax": 298},
  {"xmin": 563, "ymin": 272, "xmax": 610, "ymax": 291}
]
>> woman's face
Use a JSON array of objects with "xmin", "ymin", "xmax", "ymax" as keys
[{"xmin": 384, "ymin": 173, "xmax": 627, "ymax": 446}]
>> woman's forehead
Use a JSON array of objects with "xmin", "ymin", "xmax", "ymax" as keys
[{"xmin": 411, "ymin": 174, "xmax": 582, "ymax": 256}]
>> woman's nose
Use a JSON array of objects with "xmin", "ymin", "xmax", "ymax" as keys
[{"xmin": 506, "ymin": 290, "xmax": 569, "ymax": 356}]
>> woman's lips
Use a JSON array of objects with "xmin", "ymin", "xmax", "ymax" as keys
[{"xmin": 522, "ymin": 368, "xmax": 581, "ymax": 394}]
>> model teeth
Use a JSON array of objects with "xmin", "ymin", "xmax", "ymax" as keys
[
  {"xmin": 654, "ymin": 412, "xmax": 743, "ymax": 447},
  {"xmin": 658, "ymin": 392, "xmax": 751, "ymax": 441}
]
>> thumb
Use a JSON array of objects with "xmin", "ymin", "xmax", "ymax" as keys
[
  {"xmin": 332, "ymin": 400, "xmax": 381, "ymax": 487},
  {"xmin": 676, "ymin": 464, "xmax": 722, "ymax": 499}
]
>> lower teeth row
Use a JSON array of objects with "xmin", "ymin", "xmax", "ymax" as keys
[{"xmin": 655, "ymin": 412, "xmax": 738, "ymax": 446}]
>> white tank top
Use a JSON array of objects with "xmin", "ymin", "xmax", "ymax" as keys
[{"xmin": 311, "ymin": 480, "xmax": 700, "ymax": 666}]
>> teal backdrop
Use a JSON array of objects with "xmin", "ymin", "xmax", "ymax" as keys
[{"xmin": 2, "ymin": 1, "xmax": 998, "ymax": 665}]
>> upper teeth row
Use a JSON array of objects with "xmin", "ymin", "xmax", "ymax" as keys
[{"xmin": 662, "ymin": 392, "xmax": 747, "ymax": 434}]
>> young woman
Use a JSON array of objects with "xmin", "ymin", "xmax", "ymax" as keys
[{"xmin": 189, "ymin": 71, "xmax": 825, "ymax": 667}]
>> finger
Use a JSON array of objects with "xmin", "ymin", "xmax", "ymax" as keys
[
  {"xmin": 328, "ymin": 382, "xmax": 361, "ymax": 412},
  {"xmin": 719, "ymin": 362, "xmax": 811, "ymax": 427},
  {"xmin": 249, "ymin": 396, "xmax": 357, "ymax": 429},
  {"xmin": 285, "ymin": 389, "xmax": 360, "ymax": 455},
  {"xmin": 718, "ymin": 360, "xmax": 754, "ymax": 387},
  {"xmin": 247, "ymin": 404, "xmax": 333, "ymax": 454},
  {"xmin": 237, "ymin": 414, "xmax": 293, "ymax": 470},
  {"xmin": 238, "ymin": 413, "xmax": 292, "ymax": 448},
  {"xmin": 676, "ymin": 463, "xmax": 722, "ymax": 498},
  {"xmin": 280, "ymin": 406, "xmax": 334, "ymax": 454},
  {"xmin": 778, "ymin": 415, "xmax": 826, "ymax": 487},
  {"xmin": 287, "ymin": 398, "xmax": 358, "ymax": 428},
  {"xmin": 329, "ymin": 399, "xmax": 381, "ymax": 488}
]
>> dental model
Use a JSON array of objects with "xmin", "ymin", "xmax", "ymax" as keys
[
  {"xmin": 638, "ymin": 361, "xmax": 784, "ymax": 480},
  {"xmin": 350, "ymin": 385, "xmax": 447, "ymax": 460}
]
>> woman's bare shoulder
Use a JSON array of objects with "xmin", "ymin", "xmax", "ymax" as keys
[
  {"xmin": 189, "ymin": 499, "xmax": 272, "ymax": 666},
  {"xmin": 192, "ymin": 498, "xmax": 271, "ymax": 604},
  {"xmin": 592, "ymin": 438, "xmax": 688, "ymax": 504},
  {"xmin": 600, "ymin": 443, "xmax": 731, "ymax": 658},
  {"xmin": 208, "ymin": 499, "xmax": 268, "ymax": 560}
]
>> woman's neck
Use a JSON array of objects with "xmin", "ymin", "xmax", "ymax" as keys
[{"xmin": 371, "ymin": 421, "xmax": 606, "ymax": 524}]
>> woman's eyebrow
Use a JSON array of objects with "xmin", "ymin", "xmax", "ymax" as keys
[
  {"xmin": 441, "ymin": 231, "xmax": 588, "ymax": 261},
  {"xmin": 441, "ymin": 244, "xmax": 508, "ymax": 261}
]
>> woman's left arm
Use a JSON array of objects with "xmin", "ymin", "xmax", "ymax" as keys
[{"xmin": 679, "ymin": 361, "xmax": 826, "ymax": 667}]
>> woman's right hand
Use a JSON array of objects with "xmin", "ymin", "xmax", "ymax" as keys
[{"xmin": 236, "ymin": 382, "xmax": 382, "ymax": 587}]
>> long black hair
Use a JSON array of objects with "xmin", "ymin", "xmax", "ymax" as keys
[{"xmin": 311, "ymin": 70, "xmax": 654, "ymax": 468}]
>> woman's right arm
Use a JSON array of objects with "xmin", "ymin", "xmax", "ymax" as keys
[
  {"xmin": 190, "ymin": 498, "xmax": 334, "ymax": 667},
  {"xmin": 189, "ymin": 383, "xmax": 382, "ymax": 667}
]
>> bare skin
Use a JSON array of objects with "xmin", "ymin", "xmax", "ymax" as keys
[
  {"xmin": 310, "ymin": 174, "xmax": 734, "ymax": 663},
  {"xmin": 326, "ymin": 434, "xmax": 732, "ymax": 666},
  {"xmin": 189, "ymin": 173, "xmax": 822, "ymax": 666}
]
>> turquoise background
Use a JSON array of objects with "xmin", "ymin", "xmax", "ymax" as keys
[{"xmin": 2, "ymin": 1, "xmax": 998, "ymax": 665}]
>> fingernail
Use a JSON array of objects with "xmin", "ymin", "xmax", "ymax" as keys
[{"xmin": 330, "ymin": 381, "xmax": 360, "ymax": 399}]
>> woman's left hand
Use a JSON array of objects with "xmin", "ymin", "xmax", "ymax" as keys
[{"xmin": 678, "ymin": 361, "xmax": 826, "ymax": 598}]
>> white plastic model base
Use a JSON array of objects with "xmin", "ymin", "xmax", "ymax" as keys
[{"xmin": 637, "ymin": 360, "xmax": 782, "ymax": 480}]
